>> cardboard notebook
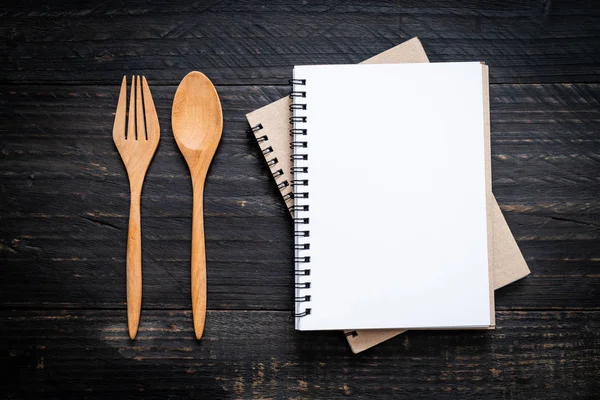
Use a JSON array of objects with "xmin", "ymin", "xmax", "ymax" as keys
[{"xmin": 246, "ymin": 37, "xmax": 530, "ymax": 353}]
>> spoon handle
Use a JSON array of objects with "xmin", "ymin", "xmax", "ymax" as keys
[
  {"xmin": 126, "ymin": 186, "xmax": 143, "ymax": 339},
  {"xmin": 191, "ymin": 180, "xmax": 207, "ymax": 339}
]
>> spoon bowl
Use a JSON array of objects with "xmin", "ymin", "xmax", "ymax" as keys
[{"xmin": 172, "ymin": 72, "xmax": 222, "ymax": 152}]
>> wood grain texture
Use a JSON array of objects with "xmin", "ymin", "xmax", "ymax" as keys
[
  {"xmin": 1, "ymin": 0, "xmax": 599, "ymax": 397},
  {"xmin": 2, "ymin": 310, "xmax": 600, "ymax": 399},
  {"xmin": 1, "ymin": 1, "xmax": 600, "ymax": 84}
]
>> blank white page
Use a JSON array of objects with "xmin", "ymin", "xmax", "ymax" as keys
[{"xmin": 292, "ymin": 62, "xmax": 491, "ymax": 331}]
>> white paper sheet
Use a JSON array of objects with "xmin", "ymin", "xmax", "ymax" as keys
[{"xmin": 293, "ymin": 62, "xmax": 491, "ymax": 331}]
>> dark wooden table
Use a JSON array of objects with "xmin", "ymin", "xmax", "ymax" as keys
[{"xmin": 1, "ymin": 1, "xmax": 599, "ymax": 398}]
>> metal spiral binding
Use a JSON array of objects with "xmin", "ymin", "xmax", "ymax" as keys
[
  {"xmin": 289, "ymin": 78, "xmax": 311, "ymax": 319},
  {"xmin": 250, "ymin": 122, "xmax": 293, "ymax": 200}
]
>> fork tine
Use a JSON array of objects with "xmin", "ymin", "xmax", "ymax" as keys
[
  {"xmin": 112, "ymin": 76, "xmax": 127, "ymax": 142},
  {"xmin": 136, "ymin": 76, "xmax": 146, "ymax": 140},
  {"xmin": 142, "ymin": 76, "xmax": 160, "ymax": 140},
  {"xmin": 128, "ymin": 76, "xmax": 136, "ymax": 140}
]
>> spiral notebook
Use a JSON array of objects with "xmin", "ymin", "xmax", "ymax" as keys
[
  {"xmin": 287, "ymin": 61, "xmax": 494, "ymax": 331},
  {"xmin": 246, "ymin": 38, "xmax": 530, "ymax": 351}
]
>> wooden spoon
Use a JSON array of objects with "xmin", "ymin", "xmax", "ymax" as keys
[{"xmin": 172, "ymin": 71, "xmax": 223, "ymax": 339}]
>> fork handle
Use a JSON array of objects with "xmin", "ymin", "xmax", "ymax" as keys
[
  {"xmin": 126, "ymin": 187, "xmax": 143, "ymax": 339},
  {"xmin": 191, "ymin": 179, "xmax": 207, "ymax": 340}
]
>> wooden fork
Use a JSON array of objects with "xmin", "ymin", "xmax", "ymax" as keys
[{"xmin": 113, "ymin": 76, "xmax": 160, "ymax": 339}]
